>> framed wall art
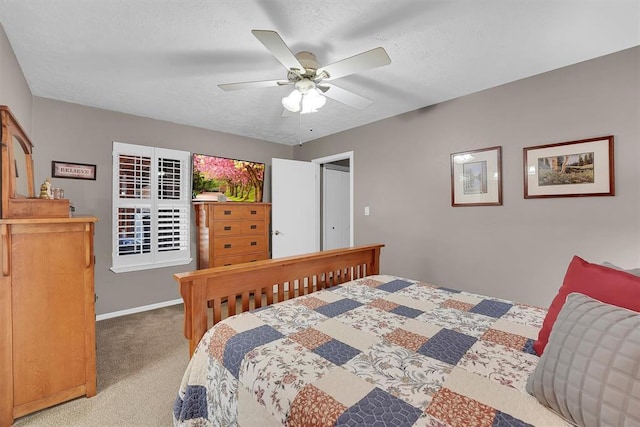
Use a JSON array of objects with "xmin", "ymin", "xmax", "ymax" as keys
[
  {"xmin": 52, "ymin": 160, "xmax": 97, "ymax": 180},
  {"xmin": 523, "ymin": 136, "xmax": 614, "ymax": 198},
  {"xmin": 450, "ymin": 146, "xmax": 502, "ymax": 207}
]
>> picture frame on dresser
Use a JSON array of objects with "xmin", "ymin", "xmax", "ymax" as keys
[
  {"xmin": 450, "ymin": 146, "xmax": 503, "ymax": 207},
  {"xmin": 523, "ymin": 135, "xmax": 614, "ymax": 198}
]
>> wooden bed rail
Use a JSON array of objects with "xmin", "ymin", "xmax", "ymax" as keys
[{"xmin": 174, "ymin": 244, "xmax": 384, "ymax": 355}]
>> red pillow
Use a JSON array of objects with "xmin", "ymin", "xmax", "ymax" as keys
[{"xmin": 533, "ymin": 255, "xmax": 640, "ymax": 356}]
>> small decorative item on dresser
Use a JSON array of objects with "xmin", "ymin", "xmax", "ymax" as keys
[
  {"xmin": 39, "ymin": 178, "xmax": 52, "ymax": 199},
  {"xmin": 52, "ymin": 187, "xmax": 64, "ymax": 199}
]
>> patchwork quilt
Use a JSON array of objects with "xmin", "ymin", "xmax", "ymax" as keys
[{"xmin": 174, "ymin": 275, "xmax": 569, "ymax": 426}]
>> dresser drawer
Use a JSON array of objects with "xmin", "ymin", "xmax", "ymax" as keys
[
  {"xmin": 212, "ymin": 252, "xmax": 268, "ymax": 267},
  {"xmin": 213, "ymin": 235, "xmax": 267, "ymax": 256},
  {"xmin": 211, "ymin": 205, "xmax": 266, "ymax": 220},
  {"xmin": 212, "ymin": 220, "xmax": 266, "ymax": 236}
]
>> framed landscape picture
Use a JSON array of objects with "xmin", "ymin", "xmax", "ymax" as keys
[
  {"xmin": 450, "ymin": 146, "xmax": 502, "ymax": 207},
  {"xmin": 523, "ymin": 136, "xmax": 614, "ymax": 198}
]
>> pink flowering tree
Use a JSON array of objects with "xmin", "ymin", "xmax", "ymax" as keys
[{"xmin": 193, "ymin": 155, "xmax": 264, "ymax": 202}]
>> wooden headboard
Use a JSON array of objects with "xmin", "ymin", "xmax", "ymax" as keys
[{"xmin": 174, "ymin": 244, "xmax": 384, "ymax": 355}]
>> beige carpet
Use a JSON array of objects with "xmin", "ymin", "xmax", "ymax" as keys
[{"xmin": 14, "ymin": 304, "xmax": 189, "ymax": 427}]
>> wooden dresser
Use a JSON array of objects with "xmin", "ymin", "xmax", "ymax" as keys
[
  {"xmin": 194, "ymin": 202, "xmax": 270, "ymax": 268},
  {"xmin": 0, "ymin": 106, "xmax": 98, "ymax": 426},
  {"xmin": 0, "ymin": 216, "xmax": 98, "ymax": 426}
]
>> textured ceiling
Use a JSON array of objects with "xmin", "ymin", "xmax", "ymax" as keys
[{"xmin": 0, "ymin": 0, "xmax": 638, "ymax": 145}]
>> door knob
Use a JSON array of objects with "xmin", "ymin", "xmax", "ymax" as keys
[{"xmin": 273, "ymin": 230, "xmax": 282, "ymax": 235}]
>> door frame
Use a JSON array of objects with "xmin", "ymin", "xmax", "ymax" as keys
[{"xmin": 312, "ymin": 151, "xmax": 354, "ymax": 248}]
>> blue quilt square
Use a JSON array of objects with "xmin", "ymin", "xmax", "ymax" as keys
[
  {"xmin": 469, "ymin": 299, "xmax": 513, "ymax": 318},
  {"xmin": 377, "ymin": 279, "xmax": 413, "ymax": 293},
  {"xmin": 314, "ymin": 298, "xmax": 362, "ymax": 317},
  {"xmin": 335, "ymin": 387, "xmax": 422, "ymax": 426},
  {"xmin": 223, "ymin": 324, "xmax": 283, "ymax": 378},
  {"xmin": 522, "ymin": 339, "xmax": 536, "ymax": 355},
  {"xmin": 417, "ymin": 328, "xmax": 477, "ymax": 365},
  {"xmin": 313, "ymin": 339, "xmax": 360, "ymax": 366},
  {"xmin": 390, "ymin": 305, "xmax": 423, "ymax": 318},
  {"xmin": 174, "ymin": 385, "xmax": 207, "ymax": 421},
  {"xmin": 493, "ymin": 410, "xmax": 534, "ymax": 426}
]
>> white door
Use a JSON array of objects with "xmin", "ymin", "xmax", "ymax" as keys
[
  {"xmin": 271, "ymin": 158, "xmax": 319, "ymax": 258},
  {"xmin": 323, "ymin": 167, "xmax": 350, "ymax": 250}
]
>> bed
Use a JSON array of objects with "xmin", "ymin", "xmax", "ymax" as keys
[{"xmin": 173, "ymin": 245, "xmax": 640, "ymax": 427}]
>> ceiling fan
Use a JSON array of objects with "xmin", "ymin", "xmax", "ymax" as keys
[{"xmin": 218, "ymin": 30, "xmax": 391, "ymax": 114}]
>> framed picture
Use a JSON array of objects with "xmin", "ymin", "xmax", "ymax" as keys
[
  {"xmin": 523, "ymin": 136, "xmax": 614, "ymax": 198},
  {"xmin": 51, "ymin": 161, "xmax": 97, "ymax": 180},
  {"xmin": 450, "ymin": 146, "xmax": 502, "ymax": 207}
]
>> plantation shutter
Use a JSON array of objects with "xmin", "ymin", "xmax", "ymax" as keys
[{"xmin": 111, "ymin": 142, "xmax": 191, "ymax": 272}]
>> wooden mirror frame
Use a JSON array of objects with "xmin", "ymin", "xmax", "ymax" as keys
[{"xmin": 0, "ymin": 106, "xmax": 35, "ymax": 218}]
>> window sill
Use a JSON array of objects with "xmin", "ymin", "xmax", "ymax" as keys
[{"xmin": 110, "ymin": 258, "xmax": 193, "ymax": 273}]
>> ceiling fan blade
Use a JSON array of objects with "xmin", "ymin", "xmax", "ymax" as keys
[
  {"xmin": 317, "ymin": 47, "xmax": 391, "ymax": 81},
  {"xmin": 320, "ymin": 83, "xmax": 373, "ymax": 110},
  {"xmin": 218, "ymin": 79, "xmax": 291, "ymax": 91},
  {"xmin": 251, "ymin": 30, "xmax": 305, "ymax": 73}
]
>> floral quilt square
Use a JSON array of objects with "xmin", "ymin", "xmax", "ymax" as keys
[
  {"xmin": 368, "ymin": 298, "xmax": 400, "ymax": 312},
  {"xmin": 289, "ymin": 327, "xmax": 333, "ymax": 350},
  {"xmin": 480, "ymin": 328, "xmax": 528, "ymax": 351},
  {"xmin": 295, "ymin": 296, "xmax": 329, "ymax": 310},
  {"xmin": 502, "ymin": 304, "xmax": 547, "ymax": 328},
  {"xmin": 330, "ymin": 283, "xmax": 390, "ymax": 303},
  {"xmin": 426, "ymin": 387, "xmax": 497, "ymax": 427},
  {"xmin": 343, "ymin": 341, "xmax": 451, "ymax": 409},
  {"xmin": 396, "ymin": 285, "xmax": 458, "ymax": 305},
  {"xmin": 239, "ymin": 339, "xmax": 335, "ymax": 424},
  {"xmin": 336, "ymin": 305, "xmax": 406, "ymax": 336},
  {"xmin": 457, "ymin": 340, "xmax": 539, "ymax": 391},
  {"xmin": 356, "ymin": 277, "xmax": 385, "ymax": 288},
  {"xmin": 255, "ymin": 302, "xmax": 327, "ymax": 335},
  {"xmin": 384, "ymin": 328, "xmax": 429, "ymax": 352},
  {"xmin": 288, "ymin": 384, "xmax": 348, "ymax": 427}
]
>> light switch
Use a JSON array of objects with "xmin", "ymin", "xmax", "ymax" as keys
[{"xmin": 364, "ymin": 206, "xmax": 370, "ymax": 216}]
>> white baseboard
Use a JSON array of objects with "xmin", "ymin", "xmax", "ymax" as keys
[{"xmin": 96, "ymin": 298, "xmax": 183, "ymax": 321}]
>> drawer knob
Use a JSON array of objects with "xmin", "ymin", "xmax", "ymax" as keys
[
  {"xmin": 250, "ymin": 241, "xmax": 257, "ymax": 246},
  {"xmin": 224, "ymin": 210, "xmax": 231, "ymax": 215},
  {"xmin": 224, "ymin": 226, "xmax": 232, "ymax": 231},
  {"xmin": 250, "ymin": 210, "xmax": 257, "ymax": 215},
  {"xmin": 224, "ymin": 244, "xmax": 232, "ymax": 249},
  {"xmin": 250, "ymin": 225, "xmax": 257, "ymax": 230}
]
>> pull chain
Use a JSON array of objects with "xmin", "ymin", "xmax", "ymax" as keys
[{"xmin": 298, "ymin": 112, "xmax": 302, "ymax": 146}]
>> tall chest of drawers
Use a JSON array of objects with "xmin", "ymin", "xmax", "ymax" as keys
[{"xmin": 194, "ymin": 202, "xmax": 271, "ymax": 268}]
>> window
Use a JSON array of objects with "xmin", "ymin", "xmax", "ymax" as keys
[{"xmin": 111, "ymin": 142, "xmax": 191, "ymax": 272}]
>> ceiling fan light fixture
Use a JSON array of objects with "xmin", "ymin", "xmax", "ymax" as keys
[
  {"xmin": 282, "ymin": 80, "xmax": 326, "ymax": 114},
  {"xmin": 300, "ymin": 88, "xmax": 326, "ymax": 114},
  {"xmin": 282, "ymin": 89, "xmax": 302, "ymax": 112}
]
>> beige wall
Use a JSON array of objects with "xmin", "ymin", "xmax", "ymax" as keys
[
  {"xmin": 3, "ymin": 15, "xmax": 639, "ymax": 311},
  {"xmin": 0, "ymin": 22, "xmax": 32, "ymax": 132},
  {"xmin": 30, "ymin": 98, "xmax": 292, "ymax": 314},
  {"xmin": 2, "ymin": 20, "xmax": 293, "ymax": 316},
  {"xmin": 295, "ymin": 46, "xmax": 640, "ymax": 307}
]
